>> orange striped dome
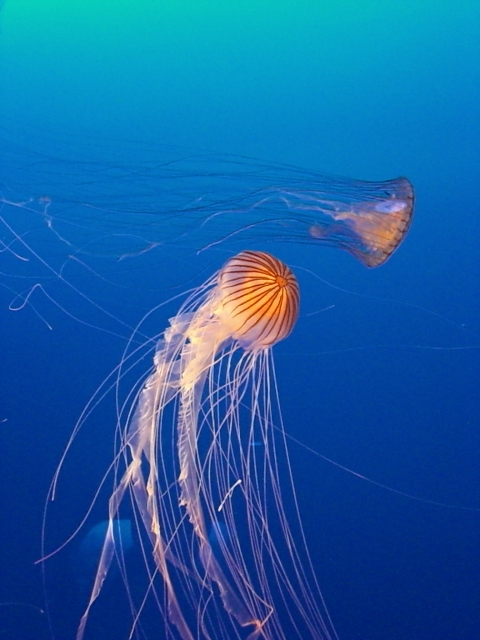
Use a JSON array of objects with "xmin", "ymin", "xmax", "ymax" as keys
[{"xmin": 218, "ymin": 250, "xmax": 299, "ymax": 349}]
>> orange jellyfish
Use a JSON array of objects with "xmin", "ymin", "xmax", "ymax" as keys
[
  {"xmin": 76, "ymin": 250, "xmax": 335, "ymax": 640},
  {"xmin": 302, "ymin": 176, "xmax": 413, "ymax": 267},
  {"xmin": 193, "ymin": 175, "xmax": 414, "ymax": 267},
  {"xmin": 124, "ymin": 169, "xmax": 415, "ymax": 269}
]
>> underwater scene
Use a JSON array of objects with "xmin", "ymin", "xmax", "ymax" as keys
[{"xmin": 0, "ymin": 1, "xmax": 479, "ymax": 639}]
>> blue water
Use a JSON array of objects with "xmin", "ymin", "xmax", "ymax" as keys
[{"xmin": 0, "ymin": 1, "xmax": 479, "ymax": 639}]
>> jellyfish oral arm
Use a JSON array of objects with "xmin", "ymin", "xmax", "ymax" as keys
[
  {"xmin": 75, "ymin": 317, "xmax": 193, "ymax": 640},
  {"xmin": 176, "ymin": 314, "xmax": 263, "ymax": 633}
]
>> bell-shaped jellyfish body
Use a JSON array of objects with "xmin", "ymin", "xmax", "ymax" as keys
[
  {"xmin": 195, "ymin": 173, "xmax": 414, "ymax": 268},
  {"xmin": 1, "ymin": 145, "xmax": 415, "ymax": 271},
  {"xmin": 146, "ymin": 169, "xmax": 415, "ymax": 268},
  {"xmin": 129, "ymin": 170, "xmax": 415, "ymax": 268},
  {"xmin": 303, "ymin": 176, "xmax": 414, "ymax": 267},
  {"xmin": 77, "ymin": 251, "xmax": 338, "ymax": 640}
]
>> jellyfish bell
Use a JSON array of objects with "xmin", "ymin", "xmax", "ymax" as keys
[
  {"xmin": 306, "ymin": 177, "xmax": 414, "ymax": 268},
  {"xmin": 216, "ymin": 250, "xmax": 299, "ymax": 348},
  {"xmin": 74, "ymin": 250, "xmax": 340, "ymax": 640}
]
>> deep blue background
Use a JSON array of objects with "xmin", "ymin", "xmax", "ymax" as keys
[{"xmin": 0, "ymin": 1, "xmax": 479, "ymax": 639}]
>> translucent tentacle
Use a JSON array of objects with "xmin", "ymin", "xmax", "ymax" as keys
[
  {"xmin": 176, "ymin": 310, "xmax": 262, "ymax": 636},
  {"xmin": 76, "ymin": 314, "xmax": 194, "ymax": 640}
]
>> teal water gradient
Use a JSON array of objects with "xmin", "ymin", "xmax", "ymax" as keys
[{"xmin": 0, "ymin": 2, "xmax": 479, "ymax": 640}]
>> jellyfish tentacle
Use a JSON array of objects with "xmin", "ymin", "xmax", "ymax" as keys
[
  {"xmin": 76, "ymin": 318, "xmax": 196, "ymax": 640},
  {"xmin": 176, "ymin": 303, "xmax": 261, "ymax": 629}
]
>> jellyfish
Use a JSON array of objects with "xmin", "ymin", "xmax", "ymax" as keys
[
  {"xmin": 75, "ymin": 249, "xmax": 341, "ymax": 640},
  {"xmin": 1, "ymin": 140, "xmax": 414, "ymax": 335},
  {"xmin": 0, "ymin": 162, "xmax": 414, "ymax": 345}
]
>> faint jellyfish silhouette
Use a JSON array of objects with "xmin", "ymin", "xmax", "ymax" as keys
[{"xmin": 74, "ymin": 519, "xmax": 134, "ymax": 603}]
